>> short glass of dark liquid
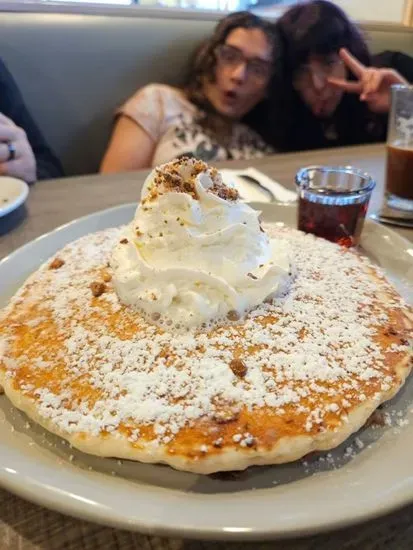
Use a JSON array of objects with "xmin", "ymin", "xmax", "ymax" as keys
[
  {"xmin": 386, "ymin": 84, "xmax": 413, "ymax": 211},
  {"xmin": 296, "ymin": 166, "xmax": 375, "ymax": 247}
]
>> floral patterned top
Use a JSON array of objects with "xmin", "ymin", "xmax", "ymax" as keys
[{"xmin": 119, "ymin": 84, "xmax": 273, "ymax": 167}]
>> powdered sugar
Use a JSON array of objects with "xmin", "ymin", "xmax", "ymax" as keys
[{"xmin": 0, "ymin": 225, "xmax": 411, "ymax": 453}]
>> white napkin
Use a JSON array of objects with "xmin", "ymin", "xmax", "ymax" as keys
[{"xmin": 220, "ymin": 167, "xmax": 297, "ymax": 203}]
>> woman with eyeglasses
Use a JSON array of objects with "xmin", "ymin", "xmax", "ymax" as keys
[
  {"xmin": 101, "ymin": 12, "xmax": 276, "ymax": 172},
  {"xmin": 260, "ymin": 0, "xmax": 413, "ymax": 152}
]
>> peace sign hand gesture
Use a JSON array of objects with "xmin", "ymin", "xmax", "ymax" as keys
[{"xmin": 327, "ymin": 48, "xmax": 408, "ymax": 114}]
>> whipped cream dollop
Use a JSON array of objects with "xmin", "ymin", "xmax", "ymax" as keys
[{"xmin": 111, "ymin": 158, "xmax": 290, "ymax": 328}]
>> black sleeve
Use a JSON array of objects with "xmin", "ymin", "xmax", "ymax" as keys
[
  {"xmin": 0, "ymin": 58, "xmax": 64, "ymax": 181},
  {"xmin": 373, "ymin": 50, "xmax": 413, "ymax": 83}
]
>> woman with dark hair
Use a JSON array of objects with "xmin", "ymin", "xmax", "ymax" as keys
[
  {"xmin": 101, "ymin": 12, "xmax": 276, "ymax": 172},
  {"xmin": 265, "ymin": 0, "xmax": 413, "ymax": 152}
]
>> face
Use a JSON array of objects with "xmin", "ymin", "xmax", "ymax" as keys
[
  {"xmin": 203, "ymin": 27, "xmax": 273, "ymax": 120},
  {"xmin": 293, "ymin": 53, "xmax": 346, "ymax": 118}
]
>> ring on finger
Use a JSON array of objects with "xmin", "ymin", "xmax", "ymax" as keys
[{"xmin": 7, "ymin": 141, "xmax": 16, "ymax": 162}]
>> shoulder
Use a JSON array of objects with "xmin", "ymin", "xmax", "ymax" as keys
[
  {"xmin": 125, "ymin": 84, "xmax": 194, "ymax": 116},
  {"xmin": 126, "ymin": 84, "xmax": 196, "ymax": 121},
  {"xmin": 120, "ymin": 83, "xmax": 194, "ymax": 142},
  {"xmin": 134, "ymin": 83, "xmax": 188, "ymax": 103},
  {"xmin": 373, "ymin": 50, "xmax": 411, "ymax": 65},
  {"xmin": 373, "ymin": 50, "xmax": 413, "ymax": 81},
  {"xmin": 125, "ymin": 83, "xmax": 194, "ymax": 114}
]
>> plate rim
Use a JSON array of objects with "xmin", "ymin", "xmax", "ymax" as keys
[
  {"xmin": 0, "ymin": 202, "xmax": 413, "ymax": 541},
  {"xmin": 0, "ymin": 202, "xmax": 137, "ymax": 265},
  {"xmin": 0, "ymin": 455, "xmax": 411, "ymax": 542}
]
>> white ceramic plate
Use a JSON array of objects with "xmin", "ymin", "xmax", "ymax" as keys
[
  {"xmin": 0, "ymin": 177, "xmax": 29, "ymax": 217},
  {"xmin": 0, "ymin": 203, "xmax": 412, "ymax": 541}
]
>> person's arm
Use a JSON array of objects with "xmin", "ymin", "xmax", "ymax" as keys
[
  {"xmin": 100, "ymin": 115, "xmax": 155, "ymax": 173},
  {"xmin": 101, "ymin": 84, "xmax": 167, "ymax": 173},
  {"xmin": 0, "ymin": 58, "xmax": 63, "ymax": 181}
]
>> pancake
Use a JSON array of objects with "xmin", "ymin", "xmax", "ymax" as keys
[{"xmin": 0, "ymin": 225, "xmax": 412, "ymax": 474}]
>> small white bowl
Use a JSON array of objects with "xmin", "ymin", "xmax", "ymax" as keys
[{"xmin": 0, "ymin": 176, "xmax": 29, "ymax": 217}]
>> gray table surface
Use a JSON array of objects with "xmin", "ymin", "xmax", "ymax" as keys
[{"xmin": 1, "ymin": 144, "xmax": 412, "ymax": 550}]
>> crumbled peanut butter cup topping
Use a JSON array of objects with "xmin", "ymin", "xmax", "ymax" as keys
[{"xmin": 143, "ymin": 157, "xmax": 239, "ymax": 204}]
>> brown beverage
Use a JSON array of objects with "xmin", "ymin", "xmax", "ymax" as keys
[
  {"xmin": 386, "ymin": 144, "xmax": 413, "ymax": 200},
  {"xmin": 298, "ymin": 196, "xmax": 368, "ymax": 247}
]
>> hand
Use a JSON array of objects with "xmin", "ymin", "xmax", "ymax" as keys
[
  {"xmin": 0, "ymin": 113, "xmax": 36, "ymax": 182},
  {"xmin": 327, "ymin": 48, "xmax": 408, "ymax": 114}
]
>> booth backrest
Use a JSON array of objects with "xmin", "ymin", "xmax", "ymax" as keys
[{"xmin": 0, "ymin": 11, "xmax": 412, "ymax": 176}]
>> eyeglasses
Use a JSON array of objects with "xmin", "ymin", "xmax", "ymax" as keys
[
  {"xmin": 293, "ymin": 56, "xmax": 344, "ymax": 85},
  {"xmin": 215, "ymin": 44, "xmax": 272, "ymax": 81}
]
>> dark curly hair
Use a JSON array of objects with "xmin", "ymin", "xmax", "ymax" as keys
[
  {"xmin": 258, "ymin": 0, "xmax": 387, "ymax": 151},
  {"xmin": 184, "ymin": 11, "xmax": 279, "ymax": 145}
]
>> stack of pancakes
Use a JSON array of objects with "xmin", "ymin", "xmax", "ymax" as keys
[{"xmin": 0, "ymin": 225, "xmax": 411, "ymax": 474}]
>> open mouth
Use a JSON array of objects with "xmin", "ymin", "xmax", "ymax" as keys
[{"xmin": 223, "ymin": 90, "xmax": 238, "ymax": 103}]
